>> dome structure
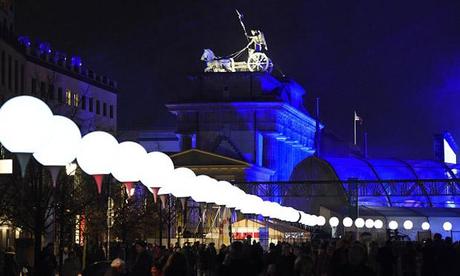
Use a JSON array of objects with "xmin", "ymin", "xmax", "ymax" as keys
[{"xmin": 290, "ymin": 156, "xmax": 459, "ymax": 212}]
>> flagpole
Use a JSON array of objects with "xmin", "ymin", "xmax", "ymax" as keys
[
  {"xmin": 353, "ymin": 111, "xmax": 357, "ymax": 145},
  {"xmin": 315, "ymin": 97, "xmax": 320, "ymax": 157}
]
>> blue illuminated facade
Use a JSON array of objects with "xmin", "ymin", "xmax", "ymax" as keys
[{"xmin": 167, "ymin": 72, "xmax": 321, "ymax": 201}]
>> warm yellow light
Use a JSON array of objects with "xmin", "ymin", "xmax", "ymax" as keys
[
  {"xmin": 0, "ymin": 159, "xmax": 12, "ymax": 174},
  {"xmin": 66, "ymin": 89, "xmax": 72, "ymax": 106}
]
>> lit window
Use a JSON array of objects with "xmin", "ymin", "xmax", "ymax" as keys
[
  {"xmin": 73, "ymin": 93, "xmax": 79, "ymax": 107},
  {"xmin": 65, "ymin": 89, "xmax": 72, "ymax": 106}
]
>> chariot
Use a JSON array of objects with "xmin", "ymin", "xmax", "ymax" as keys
[{"xmin": 201, "ymin": 10, "xmax": 273, "ymax": 73}]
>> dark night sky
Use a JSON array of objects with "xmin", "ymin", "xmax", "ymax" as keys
[{"xmin": 14, "ymin": 0, "xmax": 460, "ymax": 159}]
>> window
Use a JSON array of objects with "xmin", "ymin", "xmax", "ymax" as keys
[
  {"xmin": 40, "ymin": 81, "xmax": 46, "ymax": 99},
  {"xmin": 57, "ymin": 87, "xmax": 63, "ymax": 103},
  {"xmin": 103, "ymin": 102, "xmax": 107, "ymax": 116},
  {"xmin": 89, "ymin": 97, "xmax": 93, "ymax": 112},
  {"xmin": 31, "ymin": 78, "xmax": 37, "ymax": 95},
  {"xmin": 96, "ymin": 100, "xmax": 100, "ymax": 114},
  {"xmin": 109, "ymin": 105, "xmax": 114, "ymax": 119},
  {"xmin": 81, "ymin": 96, "xmax": 86, "ymax": 110},
  {"xmin": 73, "ymin": 93, "xmax": 79, "ymax": 107},
  {"xmin": 48, "ymin": 84, "xmax": 55, "ymax": 100},
  {"xmin": 1, "ymin": 51, "xmax": 4, "ymax": 86},
  {"xmin": 20, "ymin": 64, "xmax": 24, "ymax": 93},
  {"xmin": 65, "ymin": 89, "xmax": 72, "ymax": 105},
  {"xmin": 7, "ymin": 55, "xmax": 11, "ymax": 90},
  {"xmin": 14, "ymin": 60, "xmax": 17, "ymax": 93}
]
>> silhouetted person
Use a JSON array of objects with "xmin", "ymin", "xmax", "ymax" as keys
[
  {"xmin": 275, "ymin": 243, "xmax": 295, "ymax": 276},
  {"xmin": 37, "ymin": 243, "xmax": 57, "ymax": 276},
  {"xmin": 3, "ymin": 247, "xmax": 19, "ymax": 276},
  {"xmin": 377, "ymin": 240, "xmax": 394, "ymax": 276},
  {"xmin": 105, "ymin": 258, "xmax": 127, "ymax": 276},
  {"xmin": 342, "ymin": 243, "xmax": 374, "ymax": 276},
  {"xmin": 130, "ymin": 241, "xmax": 152, "ymax": 276},
  {"xmin": 163, "ymin": 252, "xmax": 187, "ymax": 276}
]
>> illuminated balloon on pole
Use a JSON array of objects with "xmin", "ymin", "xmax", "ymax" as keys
[
  {"xmin": 170, "ymin": 167, "xmax": 196, "ymax": 208},
  {"xmin": 421, "ymin": 222, "xmax": 430, "ymax": 231},
  {"xmin": 388, "ymin": 220, "xmax": 398, "ymax": 230},
  {"xmin": 374, "ymin": 219, "xmax": 383, "ymax": 229},
  {"xmin": 111, "ymin": 141, "xmax": 147, "ymax": 197},
  {"xmin": 343, "ymin": 217, "xmax": 353, "ymax": 228},
  {"xmin": 33, "ymin": 115, "xmax": 81, "ymax": 187},
  {"xmin": 0, "ymin": 96, "xmax": 53, "ymax": 176},
  {"xmin": 76, "ymin": 131, "xmax": 118, "ymax": 194},
  {"xmin": 139, "ymin": 151, "xmax": 174, "ymax": 203},
  {"xmin": 403, "ymin": 220, "xmax": 413, "ymax": 230},
  {"xmin": 354, "ymin": 218, "xmax": 365, "ymax": 228},
  {"xmin": 443, "ymin": 221, "xmax": 452, "ymax": 231},
  {"xmin": 329, "ymin": 217, "xmax": 339, "ymax": 227}
]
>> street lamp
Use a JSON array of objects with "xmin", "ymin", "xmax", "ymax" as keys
[
  {"xmin": 139, "ymin": 151, "xmax": 174, "ymax": 203},
  {"xmin": 316, "ymin": 216, "xmax": 326, "ymax": 227},
  {"xmin": 76, "ymin": 131, "xmax": 118, "ymax": 194},
  {"xmin": 0, "ymin": 96, "xmax": 53, "ymax": 176},
  {"xmin": 111, "ymin": 141, "xmax": 147, "ymax": 197},
  {"xmin": 33, "ymin": 115, "xmax": 82, "ymax": 187}
]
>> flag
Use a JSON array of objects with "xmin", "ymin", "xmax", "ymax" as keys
[{"xmin": 354, "ymin": 111, "xmax": 363, "ymax": 124}]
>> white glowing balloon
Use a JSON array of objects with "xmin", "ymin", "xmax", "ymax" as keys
[
  {"xmin": 421, "ymin": 222, "xmax": 430, "ymax": 231},
  {"xmin": 306, "ymin": 214, "xmax": 316, "ymax": 227},
  {"xmin": 77, "ymin": 131, "xmax": 118, "ymax": 175},
  {"xmin": 365, "ymin": 219, "xmax": 374, "ymax": 229},
  {"xmin": 354, "ymin": 218, "xmax": 365, "ymax": 228},
  {"xmin": 403, "ymin": 220, "xmax": 413, "ymax": 230},
  {"xmin": 170, "ymin": 167, "xmax": 196, "ymax": 198},
  {"xmin": 139, "ymin": 151, "xmax": 174, "ymax": 189},
  {"xmin": 388, "ymin": 220, "xmax": 398, "ymax": 230},
  {"xmin": 317, "ymin": 216, "xmax": 326, "ymax": 226},
  {"xmin": 443, "ymin": 221, "xmax": 453, "ymax": 231},
  {"xmin": 343, "ymin": 217, "xmax": 353, "ymax": 227},
  {"xmin": 33, "ymin": 115, "xmax": 81, "ymax": 166},
  {"xmin": 214, "ymin": 181, "xmax": 235, "ymax": 206},
  {"xmin": 0, "ymin": 96, "xmax": 53, "ymax": 153},
  {"xmin": 329, "ymin": 217, "xmax": 339, "ymax": 227},
  {"xmin": 374, "ymin": 219, "xmax": 383, "ymax": 229},
  {"xmin": 111, "ymin": 141, "xmax": 147, "ymax": 182}
]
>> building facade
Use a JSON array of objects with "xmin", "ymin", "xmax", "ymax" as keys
[
  {"xmin": 0, "ymin": 4, "xmax": 117, "ymax": 134},
  {"xmin": 167, "ymin": 72, "xmax": 320, "ymax": 183},
  {"xmin": 0, "ymin": 1, "xmax": 118, "ymax": 250}
]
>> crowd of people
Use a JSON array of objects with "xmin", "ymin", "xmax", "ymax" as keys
[
  {"xmin": 105, "ymin": 233, "xmax": 460, "ymax": 276},
  {"xmin": 2, "ymin": 232, "xmax": 460, "ymax": 275}
]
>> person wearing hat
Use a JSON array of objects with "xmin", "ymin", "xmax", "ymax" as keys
[
  {"xmin": 130, "ymin": 241, "xmax": 152, "ymax": 276},
  {"xmin": 104, "ymin": 258, "xmax": 126, "ymax": 276}
]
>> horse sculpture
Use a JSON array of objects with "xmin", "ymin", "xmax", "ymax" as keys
[{"xmin": 200, "ymin": 49, "xmax": 235, "ymax": 72}]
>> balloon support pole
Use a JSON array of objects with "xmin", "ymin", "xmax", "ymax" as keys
[
  {"xmin": 151, "ymin": 187, "xmax": 159, "ymax": 203},
  {"xmin": 180, "ymin": 198, "xmax": 187, "ymax": 210},
  {"xmin": 124, "ymin": 182, "xmax": 134, "ymax": 197},
  {"xmin": 47, "ymin": 166, "xmax": 61, "ymax": 188},
  {"xmin": 159, "ymin": 194, "xmax": 167, "ymax": 209},
  {"xmin": 93, "ymin": 175, "xmax": 104, "ymax": 194},
  {"xmin": 16, "ymin": 153, "xmax": 31, "ymax": 178}
]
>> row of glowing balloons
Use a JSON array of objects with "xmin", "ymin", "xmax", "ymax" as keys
[
  {"xmin": 0, "ymin": 96, "xmax": 306, "ymax": 222},
  {"xmin": 0, "ymin": 96, "xmax": 455, "ymax": 231},
  {"xmin": 300, "ymin": 215, "xmax": 453, "ymax": 231}
]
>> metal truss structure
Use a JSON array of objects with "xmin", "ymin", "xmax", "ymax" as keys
[{"xmin": 233, "ymin": 179, "xmax": 460, "ymax": 207}]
